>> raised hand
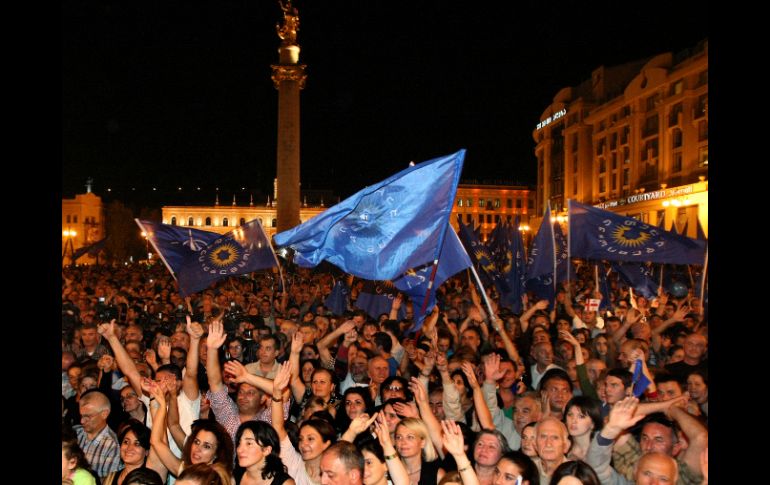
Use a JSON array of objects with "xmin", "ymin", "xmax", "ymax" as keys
[
  {"xmin": 540, "ymin": 390, "xmax": 552, "ymax": 417},
  {"xmin": 422, "ymin": 350, "xmax": 436, "ymax": 375},
  {"xmin": 392, "ymin": 293, "xmax": 403, "ymax": 309},
  {"xmin": 272, "ymin": 361, "xmax": 292, "ymax": 394},
  {"xmin": 373, "ymin": 411, "xmax": 394, "ymax": 449},
  {"xmin": 291, "ymin": 330, "xmax": 304, "ymax": 354},
  {"xmin": 441, "ymin": 420, "xmax": 466, "ymax": 457},
  {"xmin": 207, "ymin": 319, "xmax": 227, "ymax": 349},
  {"xmin": 186, "ymin": 316, "xmax": 204, "ymax": 340},
  {"xmin": 157, "ymin": 337, "xmax": 172, "ymax": 361},
  {"xmin": 435, "ymin": 352, "xmax": 448, "ymax": 374},
  {"xmin": 338, "ymin": 320, "xmax": 356, "ymax": 334},
  {"xmin": 98, "ymin": 354, "xmax": 115, "ymax": 372},
  {"xmin": 461, "ymin": 362, "xmax": 481, "ymax": 390},
  {"xmin": 224, "ymin": 360, "xmax": 248, "ymax": 383},
  {"xmin": 408, "ymin": 377, "xmax": 428, "ymax": 404},
  {"xmin": 605, "ymin": 396, "xmax": 645, "ymax": 438},
  {"xmin": 392, "ymin": 401, "xmax": 419, "ymax": 419},
  {"xmin": 97, "ymin": 320, "xmax": 117, "ymax": 340},
  {"xmin": 558, "ymin": 329, "xmax": 580, "ymax": 348},
  {"xmin": 483, "ymin": 353, "xmax": 505, "ymax": 383},
  {"xmin": 144, "ymin": 349, "xmax": 158, "ymax": 368},
  {"xmin": 347, "ymin": 412, "xmax": 378, "ymax": 436},
  {"xmin": 534, "ymin": 299, "xmax": 550, "ymax": 311}
]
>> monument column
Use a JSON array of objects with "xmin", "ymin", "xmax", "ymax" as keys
[{"xmin": 272, "ymin": 0, "xmax": 307, "ymax": 233}]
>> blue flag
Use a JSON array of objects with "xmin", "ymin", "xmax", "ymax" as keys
[
  {"xmin": 71, "ymin": 237, "xmax": 108, "ymax": 262},
  {"xmin": 632, "ymin": 360, "xmax": 652, "ymax": 397},
  {"xmin": 393, "ymin": 227, "xmax": 472, "ymax": 330},
  {"xmin": 500, "ymin": 216, "xmax": 527, "ymax": 313},
  {"xmin": 527, "ymin": 204, "xmax": 554, "ymax": 281},
  {"xmin": 325, "ymin": 280, "xmax": 350, "ymax": 316},
  {"xmin": 457, "ymin": 217, "xmax": 509, "ymax": 294},
  {"xmin": 553, "ymin": 221, "xmax": 575, "ymax": 283},
  {"xmin": 136, "ymin": 219, "xmax": 278, "ymax": 297},
  {"xmin": 355, "ymin": 280, "xmax": 406, "ymax": 321},
  {"xmin": 612, "ymin": 262, "xmax": 659, "ymax": 299},
  {"xmin": 568, "ymin": 200, "xmax": 706, "ymax": 265},
  {"xmin": 695, "ymin": 219, "xmax": 707, "ymax": 241},
  {"xmin": 274, "ymin": 150, "xmax": 465, "ymax": 281},
  {"xmin": 597, "ymin": 264, "xmax": 613, "ymax": 310}
]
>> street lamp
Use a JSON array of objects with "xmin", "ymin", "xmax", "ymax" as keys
[
  {"xmin": 62, "ymin": 229, "xmax": 77, "ymax": 264},
  {"xmin": 141, "ymin": 231, "xmax": 151, "ymax": 260}
]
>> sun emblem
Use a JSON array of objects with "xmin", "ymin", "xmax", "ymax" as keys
[
  {"xmin": 611, "ymin": 225, "xmax": 651, "ymax": 247},
  {"xmin": 208, "ymin": 243, "xmax": 241, "ymax": 267}
]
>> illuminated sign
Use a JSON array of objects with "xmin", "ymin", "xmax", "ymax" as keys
[
  {"xmin": 536, "ymin": 109, "xmax": 567, "ymax": 130},
  {"xmin": 595, "ymin": 184, "xmax": 703, "ymax": 209}
]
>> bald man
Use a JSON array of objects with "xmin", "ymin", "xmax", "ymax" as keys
[
  {"xmin": 533, "ymin": 417, "xmax": 570, "ymax": 484},
  {"xmin": 320, "ymin": 441, "xmax": 364, "ymax": 485},
  {"xmin": 74, "ymin": 390, "xmax": 122, "ymax": 478},
  {"xmin": 635, "ymin": 452, "xmax": 678, "ymax": 485}
]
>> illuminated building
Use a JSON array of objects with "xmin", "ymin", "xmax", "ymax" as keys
[
  {"xmin": 534, "ymin": 39, "xmax": 708, "ymax": 237},
  {"xmin": 61, "ymin": 180, "xmax": 105, "ymax": 265},
  {"xmin": 450, "ymin": 183, "xmax": 536, "ymax": 242}
]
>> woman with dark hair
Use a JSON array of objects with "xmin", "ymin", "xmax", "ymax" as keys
[
  {"xmin": 102, "ymin": 419, "xmax": 166, "ymax": 485},
  {"xmin": 335, "ymin": 387, "xmax": 375, "ymax": 433},
  {"xmin": 549, "ymin": 460, "xmax": 600, "ymax": 485},
  {"xmin": 380, "ymin": 376, "xmax": 412, "ymax": 403},
  {"xmin": 234, "ymin": 421, "xmax": 294, "ymax": 485},
  {"xmin": 149, "ymin": 382, "xmax": 234, "ymax": 479},
  {"xmin": 272, "ymin": 361, "xmax": 336, "ymax": 485},
  {"xmin": 563, "ymin": 396, "xmax": 603, "ymax": 461},
  {"xmin": 176, "ymin": 463, "xmax": 231, "ymax": 485},
  {"xmin": 520, "ymin": 422, "xmax": 538, "ymax": 458},
  {"xmin": 493, "ymin": 451, "xmax": 539, "ymax": 485},
  {"xmin": 686, "ymin": 370, "xmax": 708, "ymax": 418},
  {"xmin": 449, "ymin": 369, "xmax": 475, "ymax": 421},
  {"xmin": 62, "ymin": 431, "xmax": 98, "ymax": 485},
  {"xmin": 122, "ymin": 468, "xmax": 164, "ymax": 485}
]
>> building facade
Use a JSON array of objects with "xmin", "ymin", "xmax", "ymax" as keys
[
  {"xmin": 62, "ymin": 191, "xmax": 105, "ymax": 265},
  {"xmin": 450, "ymin": 183, "xmax": 536, "ymax": 242},
  {"xmin": 534, "ymin": 39, "xmax": 708, "ymax": 237}
]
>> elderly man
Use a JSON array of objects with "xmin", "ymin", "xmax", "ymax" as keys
[
  {"xmin": 665, "ymin": 332, "xmax": 707, "ymax": 382},
  {"xmin": 320, "ymin": 441, "xmax": 364, "ymax": 485},
  {"xmin": 74, "ymin": 391, "xmax": 122, "ymax": 478},
  {"xmin": 533, "ymin": 417, "xmax": 571, "ymax": 484}
]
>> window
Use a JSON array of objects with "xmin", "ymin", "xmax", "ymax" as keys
[
  {"xmin": 528, "ymin": 199, "xmax": 534, "ymax": 209},
  {"xmin": 205, "ymin": 217, "xmax": 212, "ymax": 226},
  {"xmin": 611, "ymin": 153, "xmax": 617, "ymax": 170},
  {"xmin": 646, "ymin": 94, "xmax": 660, "ymax": 111},
  {"xmin": 506, "ymin": 198, "xmax": 513, "ymax": 208},
  {"xmin": 698, "ymin": 120, "xmax": 708, "ymax": 141},
  {"xmin": 642, "ymin": 138, "xmax": 658, "ymax": 161},
  {"xmin": 516, "ymin": 198, "xmax": 522, "ymax": 209},
  {"xmin": 599, "ymin": 120, "xmax": 606, "ymax": 132},
  {"xmin": 697, "ymin": 70, "xmax": 708, "ymax": 87},
  {"xmin": 486, "ymin": 214, "xmax": 492, "ymax": 224},
  {"xmin": 610, "ymin": 132, "xmax": 618, "ymax": 150},
  {"xmin": 643, "ymin": 114, "xmax": 659, "ymax": 138},
  {"xmin": 599, "ymin": 177, "xmax": 606, "ymax": 193},
  {"xmin": 572, "ymin": 157, "xmax": 578, "ymax": 174},
  {"xmin": 495, "ymin": 214, "xmax": 501, "ymax": 223},
  {"xmin": 620, "ymin": 126, "xmax": 630, "ymax": 145},
  {"xmin": 656, "ymin": 210, "xmax": 666, "ymax": 229},
  {"xmin": 672, "ymin": 128, "xmax": 683, "ymax": 149},
  {"xmin": 670, "ymin": 79, "xmax": 684, "ymax": 96},
  {"xmin": 669, "ymin": 103, "xmax": 683, "ymax": 127},
  {"xmin": 494, "ymin": 199, "xmax": 500, "ymax": 208},
  {"xmin": 611, "ymin": 173, "xmax": 617, "ymax": 190},
  {"xmin": 486, "ymin": 200, "xmax": 493, "ymax": 209},
  {"xmin": 573, "ymin": 179, "xmax": 578, "ymax": 195},
  {"xmin": 239, "ymin": 218, "xmax": 246, "ymax": 226},
  {"xmin": 272, "ymin": 219, "xmax": 277, "ymax": 228},
  {"xmin": 623, "ymin": 146, "xmax": 630, "ymax": 164},
  {"xmin": 479, "ymin": 199, "xmax": 486, "ymax": 207},
  {"xmin": 672, "ymin": 152, "xmax": 683, "ymax": 173},
  {"xmin": 571, "ymin": 133, "xmax": 578, "ymax": 153},
  {"xmin": 466, "ymin": 214, "xmax": 473, "ymax": 223},
  {"xmin": 171, "ymin": 217, "xmax": 177, "ymax": 225},
  {"xmin": 222, "ymin": 218, "xmax": 228, "ymax": 227},
  {"xmin": 623, "ymin": 168, "xmax": 630, "ymax": 186},
  {"xmin": 66, "ymin": 215, "xmax": 71, "ymax": 223},
  {"xmin": 698, "ymin": 146, "xmax": 708, "ymax": 166},
  {"xmin": 73, "ymin": 215, "xmax": 78, "ymax": 223},
  {"xmin": 188, "ymin": 217, "xmax": 194, "ymax": 226},
  {"xmin": 506, "ymin": 215, "xmax": 512, "ymax": 222},
  {"xmin": 599, "ymin": 158, "xmax": 606, "ymax": 174},
  {"xmin": 458, "ymin": 199, "xmax": 463, "ymax": 207},
  {"xmin": 695, "ymin": 94, "xmax": 707, "ymax": 119},
  {"xmin": 596, "ymin": 138, "xmax": 606, "ymax": 156},
  {"xmin": 620, "ymin": 105, "xmax": 631, "ymax": 118}
]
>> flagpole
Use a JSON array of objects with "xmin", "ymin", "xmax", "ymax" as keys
[
  {"xmin": 566, "ymin": 199, "xmax": 572, "ymax": 293},
  {"xmin": 549, "ymin": 201, "xmax": 557, "ymax": 293},
  {"xmin": 594, "ymin": 264, "xmax": 599, "ymax": 292},
  {"xmin": 134, "ymin": 219, "xmax": 177, "ymax": 280},
  {"xmin": 469, "ymin": 264, "xmax": 496, "ymax": 322},
  {"xmin": 699, "ymin": 245, "xmax": 708, "ymax": 309}
]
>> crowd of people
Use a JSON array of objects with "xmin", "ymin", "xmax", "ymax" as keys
[{"xmin": 61, "ymin": 260, "xmax": 708, "ymax": 485}]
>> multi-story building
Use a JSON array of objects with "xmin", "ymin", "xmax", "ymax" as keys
[
  {"xmin": 450, "ymin": 183, "xmax": 536, "ymax": 242},
  {"xmin": 534, "ymin": 39, "xmax": 708, "ymax": 237},
  {"xmin": 62, "ymin": 187, "xmax": 105, "ymax": 265}
]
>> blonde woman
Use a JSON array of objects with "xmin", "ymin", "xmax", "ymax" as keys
[{"xmin": 393, "ymin": 418, "xmax": 444, "ymax": 485}]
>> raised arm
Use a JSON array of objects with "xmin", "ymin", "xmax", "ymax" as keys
[
  {"xmin": 205, "ymin": 319, "xmax": 228, "ymax": 393},
  {"xmin": 408, "ymin": 376, "xmax": 446, "ymax": 459},
  {"xmin": 288, "ymin": 331, "xmax": 307, "ymax": 402},
  {"xmin": 224, "ymin": 359, "xmax": 280, "ymax": 395},
  {"xmin": 389, "ymin": 293, "xmax": 403, "ymax": 321},
  {"xmin": 182, "ymin": 316, "xmax": 203, "ymax": 400},
  {"xmin": 98, "ymin": 320, "xmax": 143, "ymax": 397},
  {"xmin": 271, "ymin": 361, "xmax": 292, "ymax": 441},
  {"xmin": 148, "ymin": 380, "xmax": 183, "ymax": 475},
  {"xmin": 462, "ymin": 362, "xmax": 494, "ymax": 430},
  {"xmin": 374, "ymin": 411, "xmax": 409, "ymax": 485},
  {"xmin": 442, "ymin": 420, "xmax": 480, "ymax": 485},
  {"xmin": 612, "ymin": 308, "xmax": 640, "ymax": 344},
  {"xmin": 493, "ymin": 315, "xmax": 522, "ymax": 366},
  {"xmin": 340, "ymin": 412, "xmax": 377, "ymax": 443},
  {"xmin": 165, "ymin": 381, "xmax": 186, "ymax": 451},
  {"xmin": 317, "ymin": 320, "xmax": 355, "ymax": 368},
  {"xmin": 668, "ymin": 399, "xmax": 708, "ymax": 475},
  {"xmin": 521, "ymin": 300, "xmax": 549, "ymax": 333}
]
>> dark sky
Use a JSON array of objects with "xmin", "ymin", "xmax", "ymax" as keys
[{"xmin": 62, "ymin": 0, "xmax": 708, "ymax": 207}]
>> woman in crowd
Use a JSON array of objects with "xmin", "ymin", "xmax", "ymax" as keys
[
  {"xmin": 335, "ymin": 386, "xmax": 375, "ymax": 434},
  {"xmin": 234, "ymin": 421, "xmax": 294, "ymax": 485},
  {"xmin": 492, "ymin": 451, "xmax": 540, "ymax": 485},
  {"xmin": 102, "ymin": 419, "xmax": 166, "ymax": 485},
  {"xmin": 549, "ymin": 460, "xmax": 600, "ymax": 485},
  {"xmin": 519, "ymin": 423, "xmax": 538, "ymax": 459},
  {"xmin": 562, "ymin": 396, "xmax": 603, "ymax": 461},
  {"xmin": 394, "ymin": 417, "xmax": 445, "ymax": 485}
]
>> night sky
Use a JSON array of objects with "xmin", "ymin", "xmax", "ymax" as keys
[{"xmin": 62, "ymin": 0, "xmax": 708, "ymax": 207}]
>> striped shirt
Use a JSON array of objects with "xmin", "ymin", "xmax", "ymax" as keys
[
  {"xmin": 74, "ymin": 424, "xmax": 122, "ymax": 478},
  {"xmin": 207, "ymin": 386, "xmax": 291, "ymax": 444}
]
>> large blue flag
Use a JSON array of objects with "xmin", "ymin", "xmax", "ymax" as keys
[
  {"xmin": 325, "ymin": 279, "xmax": 350, "ymax": 316},
  {"xmin": 457, "ymin": 216, "xmax": 509, "ymax": 294},
  {"xmin": 527, "ymin": 204, "xmax": 554, "ymax": 281},
  {"xmin": 136, "ymin": 219, "xmax": 278, "ymax": 297},
  {"xmin": 500, "ymin": 216, "xmax": 527, "ymax": 313},
  {"xmin": 553, "ymin": 221, "xmax": 575, "ymax": 283},
  {"xmin": 393, "ymin": 227, "xmax": 472, "ymax": 330},
  {"xmin": 568, "ymin": 200, "xmax": 706, "ymax": 264},
  {"xmin": 355, "ymin": 280, "xmax": 406, "ymax": 321},
  {"xmin": 72, "ymin": 237, "xmax": 108, "ymax": 262},
  {"xmin": 612, "ymin": 262, "xmax": 659, "ymax": 299},
  {"xmin": 274, "ymin": 150, "xmax": 465, "ymax": 281}
]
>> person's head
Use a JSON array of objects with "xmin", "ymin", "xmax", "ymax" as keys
[
  {"xmin": 79, "ymin": 391, "xmax": 110, "ymax": 435},
  {"xmin": 62, "ymin": 351, "xmax": 76, "ymax": 372},
  {"xmin": 170, "ymin": 347, "xmax": 187, "ymax": 369},
  {"xmin": 531, "ymin": 341, "xmax": 554, "ymax": 368},
  {"xmin": 235, "ymin": 421, "xmax": 285, "ymax": 480},
  {"xmin": 258, "ymin": 334, "xmax": 280, "ymax": 364},
  {"xmin": 585, "ymin": 359, "xmax": 606, "ymax": 385},
  {"xmin": 176, "ymin": 462, "xmax": 230, "ymax": 485},
  {"xmin": 78, "ymin": 371, "xmax": 99, "ymax": 396},
  {"xmin": 62, "ymin": 433, "xmax": 91, "ymax": 480},
  {"xmin": 428, "ymin": 387, "xmax": 446, "ymax": 420},
  {"xmin": 618, "ymin": 339, "xmax": 648, "ymax": 368},
  {"xmin": 124, "ymin": 324, "xmax": 144, "ymax": 344},
  {"xmin": 170, "ymin": 331, "xmax": 191, "ymax": 352},
  {"xmin": 493, "ymin": 450, "xmax": 540, "ymax": 485},
  {"xmin": 461, "ymin": 327, "xmax": 482, "ymax": 352},
  {"xmin": 311, "ymin": 367, "xmax": 336, "ymax": 401},
  {"xmin": 534, "ymin": 417, "xmax": 569, "ymax": 464},
  {"xmin": 300, "ymin": 321, "xmax": 319, "ymax": 344},
  {"xmin": 80, "ymin": 324, "xmax": 100, "ymax": 348},
  {"xmin": 473, "ymin": 428, "xmax": 511, "ymax": 467},
  {"xmin": 321, "ymin": 441, "xmax": 365, "ymax": 485},
  {"xmin": 686, "ymin": 370, "xmax": 708, "ymax": 404},
  {"xmin": 513, "ymin": 393, "xmax": 542, "ymax": 434},
  {"xmin": 119, "ymin": 419, "xmax": 151, "ymax": 467},
  {"xmin": 67, "ymin": 363, "xmax": 82, "ymax": 391},
  {"xmin": 634, "ymin": 452, "xmax": 678, "ymax": 485},
  {"xmin": 236, "ymin": 382, "xmax": 263, "ymax": 414},
  {"xmin": 539, "ymin": 369, "xmax": 573, "ymax": 413},
  {"xmin": 182, "ymin": 419, "xmax": 234, "ymax": 467},
  {"xmin": 395, "ymin": 418, "xmax": 437, "ymax": 461},
  {"xmin": 122, "ymin": 467, "xmax": 164, "ymax": 485},
  {"xmin": 683, "ymin": 333, "xmax": 707, "ymax": 362},
  {"xmin": 368, "ymin": 356, "xmax": 390, "ymax": 385},
  {"xmin": 155, "ymin": 364, "xmax": 183, "ymax": 395},
  {"xmin": 349, "ymin": 351, "xmax": 370, "ymax": 382},
  {"xmin": 380, "ymin": 376, "xmax": 409, "ymax": 402},
  {"xmin": 520, "ymin": 422, "xmax": 538, "ymax": 458},
  {"xmin": 299, "ymin": 418, "xmax": 336, "ymax": 462},
  {"xmin": 591, "ymin": 334, "xmax": 609, "ymax": 358},
  {"xmin": 362, "ymin": 322, "xmax": 379, "ymax": 342},
  {"xmin": 226, "ymin": 337, "xmax": 244, "ymax": 360},
  {"xmin": 563, "ymin": 396, "xmax": 603, "ymax": 439},
  {"xmin": 450, "ymin": 369, "xmax": 473, "ymax": 399},
  {"xmin": 638, "ymin": 414, "xmax": 682, "ymax": 456},
  {"xmin": 342, "ymin": 387, "xmax": 374, "ymax": 421},
  {"xmin": 604, "ymin": 369, "xmax": 633, "ymax": 406},
  {"xmin": 655, "ymin": 372, "xmax": 684, "ymax": 402},
  {"xmin": 667, "ymin": 345, "xmax": 685, "ymax": 364},
  {"xmin": 301, "ymin": 344, "xmax": 320, "ymax": 361},
  {"xmin": 550, "ymin": 459, "xmax": 601, "ymax": 485}
]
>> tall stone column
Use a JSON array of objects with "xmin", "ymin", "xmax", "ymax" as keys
[{"xmin": 272, "ymin": 1, "xmax": 307, "ymax": 233}]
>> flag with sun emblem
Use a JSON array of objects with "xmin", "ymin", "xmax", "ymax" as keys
[
  {"xmin": 568, "ymin": 200, "xmax": 706, "ymax": 264},
  {"xmin": 273, "ymin": 150, "xmax": 465, "ymax": 281},
  {"xmin": 136, "ymin": 219, "xmax": 278, "ymax": 296}
]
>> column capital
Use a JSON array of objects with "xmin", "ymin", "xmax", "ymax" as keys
[{"xmin": 271, "ymin": 64, "xmax": 307, "ymax": 90}]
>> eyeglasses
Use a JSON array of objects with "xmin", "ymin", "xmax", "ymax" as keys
[
  {"xmin": 120, "ymin": 393, "xmax": 138, "ymax": 402},
  {"xmin": 81, "ymin": 410, "xmax": 104, "ymax": 421},
  {"xmin": 229, "ymin": 344, "xmax": 242, "ymax": 350},
  {"xmin": 386, "ymin": 386, "xmax": 404, "ymax": 392}
]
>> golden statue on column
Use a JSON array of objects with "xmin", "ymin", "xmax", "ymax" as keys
[{"xmin": 277, "ymin": 0, "xmax": 299, "ymax": 47}]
